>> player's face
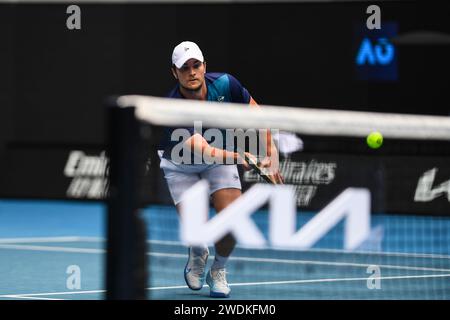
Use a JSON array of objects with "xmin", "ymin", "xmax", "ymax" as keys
[{"xmin": 172, "ymin": 59, "xmax": 206, "ymax": 92}]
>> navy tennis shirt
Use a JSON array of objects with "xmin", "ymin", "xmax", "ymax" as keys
[{"xmin": 160, "ymin": 73, "xmax": 253, "ymax": 162}]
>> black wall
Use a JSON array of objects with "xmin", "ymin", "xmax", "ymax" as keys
[
  {"xmin": 1, "ymin": 2, "xmax": 449, "ymax": 214},
  {"xmin": 1, "ymin": 2, "xmax": 449, "ymax": 148}
]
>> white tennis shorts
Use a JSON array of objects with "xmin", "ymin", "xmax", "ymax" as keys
[{"xmin": 160, "ymin": 158, "xmax": 242, "ymax": 205}]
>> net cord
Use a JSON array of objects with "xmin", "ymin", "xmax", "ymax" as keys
[{"xmin": 116, "ymin": 95, "xmax": 450, "ymax": 141}]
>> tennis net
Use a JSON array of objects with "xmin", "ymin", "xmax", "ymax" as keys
[{"xmin": 105, "ymin": 95, "xmax": 450, "ymax": 300}]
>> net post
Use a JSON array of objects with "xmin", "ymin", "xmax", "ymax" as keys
[{"xmin": 105, "ymin": 97, "xmax": 147, "ymax": 300}]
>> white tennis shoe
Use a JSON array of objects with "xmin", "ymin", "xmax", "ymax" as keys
[
  {"xmin": 206, "ymin": 268, "xmax": 231, "ymax": 298},
  {"xmin": 184, "ymin": 247, "xmax": 209, "ymax": 290}
]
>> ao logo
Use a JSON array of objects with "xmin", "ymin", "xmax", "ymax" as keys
[
  {"xmin": 180, "ymin": 181, "xmax": 371, "ymax": 250},
  {"xmin": 356, "ymin": 38, "xmax": 395, "ymax": 66}
]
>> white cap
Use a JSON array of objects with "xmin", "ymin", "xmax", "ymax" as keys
[{"xmin": 171, "ymin": 41, "xmax": 204, "ymax": 69}]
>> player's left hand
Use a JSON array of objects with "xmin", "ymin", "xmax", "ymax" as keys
[
  {"xmin": 258, "ymin": 157, "xmax": 284, "ymax": 184},
  {"xmin": 268, "ymin": 171, "xmax": 284, "ymax": 184}
]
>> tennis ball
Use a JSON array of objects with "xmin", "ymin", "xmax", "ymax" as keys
[{"xmin": 367, "ymin": 131, "xmax": 383, "ymax": 149}]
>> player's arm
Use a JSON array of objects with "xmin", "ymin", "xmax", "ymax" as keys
[
  {"xmin": 248, "ymin": 97, "xmax": 284, "ymax": 184},
  {"xmin": 228, "ymin": 73, "xmax": 283, "ymax": 183},
  {"xmin": 185, "ymin": 133, "xmax": 253, "ymax": 169}
]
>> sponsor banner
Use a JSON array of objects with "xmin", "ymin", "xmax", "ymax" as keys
[
  {"xmin": 241, "ymin": 154, "xmax": 383, "ymax": 212},
  {"xmin": 63, "ymin": 150, "xmax": 108, "ymax": 199},
  {"xmin": 0, "ymin": 145, "xmax": 172, "ymax": 205},
  {"xmin": 1, "ymin": 145, "xmax": 449, "ymax": 216},
  {"xmin": 387, "ymin": 158, "xmax": 450, "ymax": 216},
  {"xmin": 241, "ymin": 153, "xmax": 450, "ymax": 216},
  {"xmin": 1, "ymin": 146, "xmax": 108, "ymax": 200}
]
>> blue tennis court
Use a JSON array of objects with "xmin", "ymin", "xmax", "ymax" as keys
[{"xmin": 0, "ymin": 200, "xmax": 449, "ymax": 300}]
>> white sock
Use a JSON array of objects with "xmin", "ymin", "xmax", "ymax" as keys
[
  {"xmin": 191, "ymin": 245, "xmax": 208, "ymax": 256},
  {"xmin": 211, "ymin": 254, "xmax": 229, "ymax": 270}
]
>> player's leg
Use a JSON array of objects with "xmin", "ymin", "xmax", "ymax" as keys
[
  {"xmin": 210, "ymin": 188, "xmax": 239, "ymax": 260},
  {"xmin": 173, "ymin": 202, "xmax": 209, "ymax": 290},
  {"xmin": 160, "ymin": 159, "xmax": 209, "ymax": 290},
  {"xmin": 204, "ymin": 188, "xmax": 240, "ymax": 298},
  {"xmin": 201, "ymin": 165, "xmax": 241, "ymax": 297}
]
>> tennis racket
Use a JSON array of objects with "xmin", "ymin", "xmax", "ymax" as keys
[{"xmin": 240, "ymin": 152, "xmax": 279, "ymax": 185}]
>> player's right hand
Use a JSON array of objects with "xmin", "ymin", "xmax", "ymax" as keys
[{"xmin": 240, "ymin": 152, "xmax": 257, "ymax": 171}]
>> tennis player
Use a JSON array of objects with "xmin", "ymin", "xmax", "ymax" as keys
[{"xmin": 159, "ymin": 41, "xmax": 283, "ymax": 298}]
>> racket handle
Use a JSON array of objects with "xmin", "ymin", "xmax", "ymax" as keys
[{"xmin": 242, "ymin": 152, "xmax": 277, "ymax": 185}]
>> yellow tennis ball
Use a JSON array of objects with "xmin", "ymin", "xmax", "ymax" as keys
[{"xmin": 367, "ymin": 131, "xmax": 383, "ymax": 149}]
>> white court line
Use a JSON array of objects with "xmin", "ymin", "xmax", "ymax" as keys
[
  {"xmin": 1, "ymin": 243, "xmax": 449, "ymax": 273},
  {"xmin": 18, "ymin": 290, "xmax": 105, "ymax": 297},
  {"xmin": 0, "ymin": 244, "xmax": 105, "ymax": 254},
  {"xmin": 301, "ymin": 247, "xmax": 450, "ymax": 260},
  {"xmin": 1, "ymin": 236, "xmax": 449, "ymax": 260},
  {"xmin": 0, "ymin": 237, "xmax": 91, "ymax": 244},
  {"xmin": 0, "ymin": 295, "xmax": 65, "ymax": 300},
  {"xmin": 2, "ymin": 273, "xmax": 450, "ymax": 299},
  {"xmin": 0, "ymin": 290, "xmax": 105, "ymax": 298},
  {"xmin": 148, "ymin": 239, "xmax": 450, "ymax": 260},
  {"xmin": 150, "ymin": 252, "xmax": 450, "ymax": 273},
  {"xmin": 228, "ymin": 273, "xmax": 450, "ymax": 287}
]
